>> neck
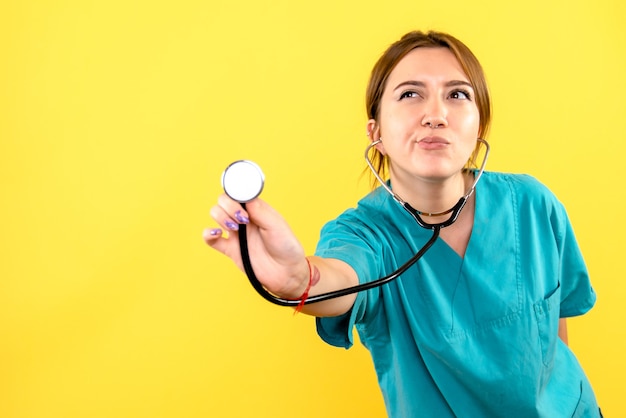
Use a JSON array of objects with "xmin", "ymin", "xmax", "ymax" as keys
[{"xmin": 389, "ymin": 168, "xmax": 472, "ymax": 219}]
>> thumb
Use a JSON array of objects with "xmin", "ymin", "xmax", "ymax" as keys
[{"xmin": 243, "ymin": 198, "xmax": 283, "ymax": 230}]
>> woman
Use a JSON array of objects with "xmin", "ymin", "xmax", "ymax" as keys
[{"xmin": 204, "ymin": 31, "xmax": 600, "ymax": 417}]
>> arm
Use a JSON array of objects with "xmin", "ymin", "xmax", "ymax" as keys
[
  {"xmin": 203, "ymin": 195, "xmax": 358, "ymax": 317},
  {"xmin": 558, "ymin": 318, "xmax": 568, "ymax": 345},
  {"xmin": 299, "ymin": 256, "xmax": 358, "ymax": 317}
]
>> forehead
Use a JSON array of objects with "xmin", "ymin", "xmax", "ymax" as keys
[{"xmin": 387, "ymin": 47, "xmax": 469, "ymax": 85}]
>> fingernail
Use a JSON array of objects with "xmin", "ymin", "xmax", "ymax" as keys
[
  {"xmin": 225, "ymin": 220, "xmax": 239, "ymax": 231},
  {"xmin": 208, "ymin": 228, "xmax": 222, "ymax": 236},
  {"xmin": 235, "ymin": 210, "xmax": 249, "ymax": 224}
]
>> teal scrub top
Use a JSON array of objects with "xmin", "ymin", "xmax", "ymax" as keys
[{"xmin": 315, "ymin": 172, "xmax": 598, "ymax": 418}]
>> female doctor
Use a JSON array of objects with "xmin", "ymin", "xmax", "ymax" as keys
[{"xmin": 203, "ymin": 30, "xmax": 601, "ymax": 417}]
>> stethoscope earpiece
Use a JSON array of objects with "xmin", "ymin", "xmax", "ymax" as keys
[{"xmin": 221, "ymin": 160, "xmax": 265, "ymax": 203}]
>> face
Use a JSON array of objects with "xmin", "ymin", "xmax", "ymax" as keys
[{"xmin": 368, "ymin": 47, "xmax": 480, "ymax": 188}]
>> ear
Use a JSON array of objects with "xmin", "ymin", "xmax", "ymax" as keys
[{"xmin": 367, "ymin": 119, "xmax": 386, "ymax": 155}]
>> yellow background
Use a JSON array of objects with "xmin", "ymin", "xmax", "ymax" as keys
[{"xmin": 1, "ymin": 1, "xmax": 624, "ymax": 417}]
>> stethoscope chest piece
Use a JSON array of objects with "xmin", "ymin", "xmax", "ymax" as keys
[{"xmin": 221, "ymin": 160, "xmax": 265, "ymax": 203}]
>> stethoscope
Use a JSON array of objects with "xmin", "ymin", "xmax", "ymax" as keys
[{"xmin": 221, "ymin": 138, "xmax": 490, "ymax": 307}]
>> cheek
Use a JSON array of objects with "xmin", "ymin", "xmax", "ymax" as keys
[
  {"xmin": 378, "ymin": 112, "xmax": 415, "ymax": 143},
  {"xmin": 459, "ymin": 109, "xmax": 480, "ymax": 137}
]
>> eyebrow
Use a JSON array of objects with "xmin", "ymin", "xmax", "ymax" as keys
[{"xmin": 393, "ymin": 80, "xmax": 474, "ymax": 91}]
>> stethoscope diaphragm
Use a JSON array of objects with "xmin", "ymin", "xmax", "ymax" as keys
[{"xmin": 221, "ymin": 160, "xmax": 265, "ymax": 203}]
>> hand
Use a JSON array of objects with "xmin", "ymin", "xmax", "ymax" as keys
[{"xmin": 203, "ymin": 194, "xmax": 309, "ymax": 298}]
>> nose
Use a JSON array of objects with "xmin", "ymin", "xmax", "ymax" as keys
[{"xmin": 421, "ymin": 97, "xmax": 448, "ymax": 129}]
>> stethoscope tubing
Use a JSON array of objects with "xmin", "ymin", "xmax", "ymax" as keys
[
  {"xmin": 238, "ymin": 215, "xmax": 440, "ymax": 306},
  {"xmin": 235, "ymin": 138, "xmax": 490, "ymax": 307}
]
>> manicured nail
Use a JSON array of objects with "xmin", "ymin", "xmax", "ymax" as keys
[
  {"xmin": 235, "ymin": 210, "xmax": 249, "ymax": 224},
  {"xmin": 225, "ymin": 220, "xmax": 239, "ymax": 231},
  {"xmin": 208, "ymin": 228, "xmax": 222, "ymax": 236}
]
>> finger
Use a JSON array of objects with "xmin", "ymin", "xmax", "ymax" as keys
[
  {"xmin": 202, "ymin": 226, "xmax": 227, "ymax": 251},
  {"xmin": 210, "ymin": 204, "xmax": 244, "ymax": 232},
  {"xmin": 202, "ymin": 227, "xmax": 242, "ymax": 263},
  {"xmin": 217, "ymin": 193, "xmax": 250, "ymax": 224},
  {"xmin": 202, "ymin": 227, "xmax": 223, "ymax": 246}
]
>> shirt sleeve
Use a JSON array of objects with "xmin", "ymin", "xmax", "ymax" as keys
[
  {"xmin": 313, "ymin": 213, "xmax": 382, "ymax": 349},
  {"xmin": 554, "ymin": 202, "xmax": 597, "ymax": 318}
]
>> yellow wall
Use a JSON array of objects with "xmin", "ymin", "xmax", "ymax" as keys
[{"xmin": 1, "ymin": 1, "xmax": 624, "ymax": 417}]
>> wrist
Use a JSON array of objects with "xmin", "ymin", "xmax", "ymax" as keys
[
  {"xmin": 279, "ymin": 259, "xmax": 309, "ymax": 298},
  {"xmin": 285, "ymin": 258, "xmax": 320, "ymax": 313}
]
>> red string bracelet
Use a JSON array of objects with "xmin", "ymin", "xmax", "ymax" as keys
[{"xmin": 291, "ymin": 258, "xmax": 320, "ymax": 314}]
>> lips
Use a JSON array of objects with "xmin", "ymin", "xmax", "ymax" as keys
[
  {"xmin": 419, "ymin": 136, "xmax": 449, "ymax": 144},
  {"xmin": 418, "ymin": 136, "xmax": 449, "ymax": 149}
]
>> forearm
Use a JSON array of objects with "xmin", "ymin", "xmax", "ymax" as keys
[{"xmin": 295, "ymin": 256, "xmax": 359, "ymax": 318}]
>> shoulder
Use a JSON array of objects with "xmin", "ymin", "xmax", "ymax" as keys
[
  {"xmin": 481, "ymin": 172, "xmax": 570, "ymax": 242},
  {"xmin": 483, "ymin": 171, "xmax": 552, "ymax": 194},
  {"xmin": 317, "ymin": 186, "xmax": 410, "ymax": 255},
  {"xmin": 482, "ymin": 171, "xmax": 562, "ymax": 208},
  {"xmin": 323, "ymin": 187, "xmax": 398, "ymax": 230}
]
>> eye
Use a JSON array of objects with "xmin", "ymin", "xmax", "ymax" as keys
[
  {"xmin": 449, "ymin": 89, "xmax": 472, "ymax": 100},
  {"xmin": 399, "ymin": 90, "xmax": 419, "ymax": 100}
]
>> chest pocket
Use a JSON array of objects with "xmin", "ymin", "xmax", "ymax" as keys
[{"xmin": 440, "ymin": 266, "xmax": 520, "ymax": 340}]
